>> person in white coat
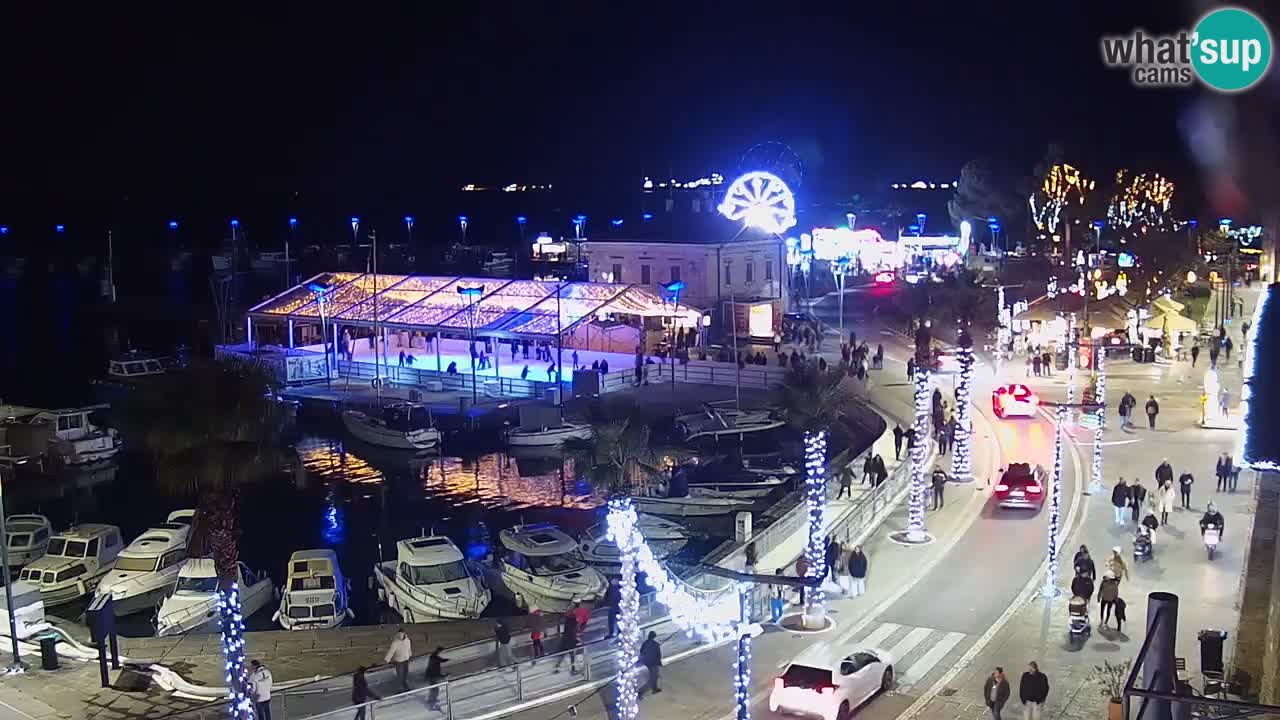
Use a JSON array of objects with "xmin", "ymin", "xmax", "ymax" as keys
[
  {"xmin": 385, "ymin": 628, "xmax": 412, "ymax": 692},
  {"xmin": 249, "ymin": 660, "xmax": 273, "ymax": 720},
  {"xmin": 1158, "ymin": 481, "xmax": 1176, "ymax": 526}
]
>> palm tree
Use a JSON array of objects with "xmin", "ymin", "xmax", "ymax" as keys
[
  {"xmin": 121, "ymin": 358, "xmax": 287, "ymax": 718},
  {"xmin": 561, "ymin": 401, "xmax": 660, "ymax": 496}
]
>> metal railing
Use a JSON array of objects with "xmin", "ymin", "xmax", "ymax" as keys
[
  {"xmin": 337, "ymin": 360, "xmax": 552, "ymax": 400},
  {"xmin": 598, "ymin": 362, "xmax": 787, "ymax": 393}
]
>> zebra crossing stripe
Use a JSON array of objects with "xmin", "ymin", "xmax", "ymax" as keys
[
  {"xmin": 858, "ymin": 622, "xmax": 901, "ymax": 649},
  {"xmin": 883, "ymin": 627, "xmax": 933, "ymax": 664},
  {"xmin": 896, "ymin": 632, "xmax": 967, "ymax": 688}
]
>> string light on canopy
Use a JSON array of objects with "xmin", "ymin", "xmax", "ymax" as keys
[
  {"xmin": 218, "ymin": 584, "xmax": 253, "ymax": 720},
  {"xmin": 718, "ymin": 171, "xmax": 798, "ymax": 236},
  {"xmin": 802, "ymin": 431, "xmax": 828, "ymax": 626},
  {"xmin": 951, "ymin": 329, "xmax": 975, "ymax": 483},
  {"xmin": 1041, "ymin": 404, "xmax": 1068, "ymax": 599}
]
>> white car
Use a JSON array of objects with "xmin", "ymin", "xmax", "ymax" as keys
[
  {"xmin": 992, "ymin": 383, "xmax": 1039, "ymax": 418},
  {"xmin": 770, "ymin": 646, "xmax": 895, "ymax": 720}
]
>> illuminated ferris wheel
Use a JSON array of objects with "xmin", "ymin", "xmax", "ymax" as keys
[{"xmin": 717, "ymin": 171, "xmax": 798, "ymax": 235}]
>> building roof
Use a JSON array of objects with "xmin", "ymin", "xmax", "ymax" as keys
[{"xmin": 250, "ymin": 272, "xmax": 702, "ymax": 339}]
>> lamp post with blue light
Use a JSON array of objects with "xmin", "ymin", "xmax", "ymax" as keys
[
  {"xmin": 987, "ymin": 217, "xmax": 1001, "ymax": 254},
  {"xmin": 287, "ymin": 217, "xmax": 297, "ymax": 289},
  {"xmin": 573, "ymin": 215, "xmax": 586, "ymax": 240},
  {"xmin": 459, "ymin": 215, "xmax": 468, "ymax": 245},
  {"xmin": 916, "ymin": 212, "xmax": 927, "ymax": 235},
  {"xmin": 457, "ymin": 285, "xmax": 485, "ymax": 404},
  {"xmin": 515, "ymin": 216, "xmax": 527, "ymax": 275},
  {"xmin": 663, "ymin": 280, "xmax": 686, "ymax": 397},
  {"xmin": 831, "ymin": 254, "xmax": 852, "ymax": 338},
  {"xmin": 307, "ymin": 281, "xmax": 333, "ymax": 387}
]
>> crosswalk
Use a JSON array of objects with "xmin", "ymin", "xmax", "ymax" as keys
[{"xmin": 843, "ymin": 622, "xmax": 973, "ymax": 693}]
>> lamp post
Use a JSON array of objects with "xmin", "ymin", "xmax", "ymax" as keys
[
  {"xmin": 287, "ymin": 217, "xmax": 297, "ymax": 289},
  {"xmin": 987, "ymin": 217, "xmax": 1000, "ymax": 254},
  {"xmin": 458, "ymin": 285, "xmax": 485, "ymax": 404},
  {"xmin": 663, "ymin": 280, "xmax": 686, "ymax": 398},
  {"xmin": 459, "ymin": 215, "xmax": 469, "ymax": 245},
  {"xmin": 404, "ymin": 216, "xmax": 414, "ymax": 268},
  {"xmin": 573, "ymin": 215, "xmax": 586, "ymax": 240},
  {"xmin": 307, "ymin": 282, "xmax": 332, "ymax": 387},
  {"xmin": 831, "ymin": 256, "xmax": 851, "ymax": 337},
  {"xmin": 516, "ymin": 216, "xmax": 527, "ymax": 276},
  {"xmin": 0, "ymin": 460, "xmax": 28, "ymax": 671}
]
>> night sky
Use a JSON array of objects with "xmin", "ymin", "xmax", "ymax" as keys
[{"xmin": 2, "ymin": 1, "xmax": 1273, "ymax": 248}]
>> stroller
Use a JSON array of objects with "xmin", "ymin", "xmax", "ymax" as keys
[
  {"xmin": 1134, "ymin": 527, "xmax": 1154, "ymax": 562},
  {"xmin": 1069, "ymin": 596, "xmax": 1091, "ymax": 637}
]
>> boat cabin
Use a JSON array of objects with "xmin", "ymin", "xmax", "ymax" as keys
[
  {"xmin": 5, "ymin": 514, "xmax": 52, "ymax": 566},
  {"xmin": 19, "ymin": 524, "xmax": 124, "ymax": 603},
  {"xmin": 383, "ymin": 403, "xmax": 433, "ymax": 432},
  {"xmin": 499, "ymin": 524, "xmax": 586, "ymax": 576},
  {"xmin": 112, "ymin": 526, "xmax": 188, "ymax": 574},
  {"xmin": 279, "ymin": 549, "xmax": 348, "ymax": 628},
  {"xmin": 107, "ymin": 356, "xmax": 168, "ymax": 380},
  {"xmin": 32, "ymin": 407, "xmax": 109, "ymax": 442},
  {"xmin": 395, "ymin": 536, "xmax": 470, "ymax": 584}
]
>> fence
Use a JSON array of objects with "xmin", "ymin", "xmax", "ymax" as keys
[
  {"xmin": 337, "ymin": 359, "xmax": 553, "ymax": 401},
  {"xmin": 598, "ymin": 361, "xmax": 787, "ymax": 394}
]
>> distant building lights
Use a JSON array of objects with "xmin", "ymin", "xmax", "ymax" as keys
[
  {"xmin": 169, "ymin": 220, "xmax": 179, "ymax": 229},
  {"xmin": 55, "ymin": 224, "xmax": 65, "ymax": 233},
  {"xmin": 0, "ymin": 226, "xmax": 8, "ymax": 235}
]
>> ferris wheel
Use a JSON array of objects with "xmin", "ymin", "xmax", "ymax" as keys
[
  {"xmin": 739, "ymin": 141, "xmax": 805, "ymax": 191},
  {"xmin": 717, "ymin": 171, "xmax": 798, "ymax": 235}
]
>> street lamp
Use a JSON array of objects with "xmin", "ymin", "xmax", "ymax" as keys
[
  {"xmin": 831, "ymin": 256, "xmax": 851, "ymax": 337},
  {"xmin": 915, "ymin": 213, "xmax": 927, "ymax": 235},
  {"xmin": 457, "ymin": 285, "xmax": 485, "ymax": 404},
  {"xmin": 573, "ymin": 215, "xmax": 586, "ymax": 240},
  {"xmin": 459, "ymin": 215, "xmax": 469, "ymax": 245},
  {"xmin": 287, "ymin": 217, "xmax": 297, "ymax": 289},
  {"xmin": 663, "ymin": 280, "xmax": 686, "ymax": 397},
  {"xmin": 0, "ymin": 459, "xmax": 29, "ymax": 671},
  {"xmin": 307, "ymin": 282, "xmax": 333, "ymax": 387}
]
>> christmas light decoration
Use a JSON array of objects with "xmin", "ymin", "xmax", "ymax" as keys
[
  {"xmin": 1091, "ymin": 348, "xmax": 1106, "ymax": 493},
  {"xmin": 219, "ymin": 583, "xmax": 254, "ymax": 720},
  {"xmin": 1065, "ymin": 314, "xmax": 1077, "ymax": 422},
  {"xmin": 1106, "ymin": 171, "xmax": 1175, "ymax": 230},
  {"xmin": 995, "ymin": 285, "xmax": 1011, "ymax": 374},
  {"xmin": 897, "ymin": 327, "xmax": 933, "ymax": 543},
  {"xmin": 1239, "ymin": 286, "xmax": 1273, "ymax": 468},
  {"xmin": 718, "ymin": 171, "xmax": 797, "ymax": 235},
  {"xmin": 802, "ymin": 431, "xmax": 828, "ymax": 623},
  {"xmin": 607, "ymin": 500, "xmax": 642, "ymax": 720},
  {"xmin": 1046, "ymin": 276, "xmax": 1059, "ymax": 299},
  {"xmin": 1030, "ymin": 164, "xmax": 1094, "ymax": 234},
  {"xmin": 1042, "ymin": 405, "xmax": 1067, "ymax": 599},
  {"xmin": 734, "ymin": 585, "xmax": 753, "ymax": 720},
  {"xmin": 950, "ymin": 330, "xmax": 974, "ymax": 483}
]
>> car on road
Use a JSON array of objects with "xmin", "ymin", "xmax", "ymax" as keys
[
  {"xmin": 991, "ymin": 383, "xmax": 1039, "ymax": 418},
  {"xmin": 994, "ymin": 463, "xmax": 1048, "ymax": 510},
  {"xmin": 770, "ymin": 645, "xmax": 895, "ymax": 720}
]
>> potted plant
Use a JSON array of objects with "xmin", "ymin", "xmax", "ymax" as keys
[{"xmin": 1090, "ymin": 660, "xmax": 1132, "ymax": 720}]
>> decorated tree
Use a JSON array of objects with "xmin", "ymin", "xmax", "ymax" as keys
[
  {"xmin": 899, "ymin": 325, "xmax": 933, "ymax": 543},
  {"xmin": 950, "ymin": 329, "xmax": 974, "ymax": 483}
]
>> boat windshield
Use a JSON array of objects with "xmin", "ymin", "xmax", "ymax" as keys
[
  {"xmin": 7, "ymin": 533, "xmax": 30, "ymax": 548},
  {"xmin": 528, "ymin": 554, "xmax": 586, "ymax": 576},
  {"xmin": 47, "ymin": 539, "xmax": 88, "ymax": 558},
  {"xmin": 406, "ymin": 561, "xmax": 468, "ymax": 585},
  {"xmin": 383, "ymin": 405, "xmax": 430, "ymax": 432},
  {"xmin": 290, "ymin": 575, "xmax": 337, "ymax": 591},
  {"xmin": 175, "ymin": 575, "xmax": 218, "ymax": 593},
  {"xmin": 115, "ymin": 556, "xmax": 160, "ymax": 572}
]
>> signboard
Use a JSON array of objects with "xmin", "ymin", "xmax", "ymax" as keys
[{"xmin": 286, "ymin": 355, "xmax": 330, "ymax": 383}]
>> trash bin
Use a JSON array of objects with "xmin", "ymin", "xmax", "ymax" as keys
[
  {"xmin": 39, "ymin": 636, "xmax": 58, "ymax": 670},
  {"xmin": 1144, "ymin": 348, "xmax": 1156, "ymax": 363}
]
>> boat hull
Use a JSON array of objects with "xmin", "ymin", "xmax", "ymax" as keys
[
  {"xmin": 506, "ymin": 425, "xmax": 591, "ymax": 447},
  {"xmin": 632, "ymin": 497, "xmax": 750, "ymax": 517},
  {"xmin": 342, "ymin": 411, "xmax": 439, "ymax": 450}
]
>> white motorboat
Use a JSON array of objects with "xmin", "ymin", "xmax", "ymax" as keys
[
  {"xmin": 373, "ymin": 536, "xmax": 491, "ymax": 623},
  {"xmin": 156, "ymin": 559, "xmax": 274, "ymax": 637},
  {"xmin": 93, "ymin": 510, "xmax": 195, "ymax": 616},
  {"xmin": 342, "ymin": 403, "xmax": 440, "ymax": 450},
  {"xmin": 17, "ymin": 406, "xmax": 122, "ymax": 465},
  {"xmin": 676, "ymin": 460, "xmax": 789, "ymax": 498},
  {"xmin": 675, "ymin": 404, "xmax": 784, "ymax": 442},
  {"xmin": 486, "ymin": 523, "xmax": 607, "ymax": 613},
  {"xmin": 275, "ymin": 549, "xmax": 353, "ymax": 630},
  {"xmin": 576, "ymin": 514, "xmax": 690, "ymax": 572},
  {"xmin": 631, "ymin": 494, "xmax": 752, "ymax": 517},
  {"xmin": 4, "ymin": 514, "xmax": 52, "ymax": 567},
  {"xmin": 507, "ymin": 421, "xmax": 592, "ymax": 447},
  {"xmin": 19, "ymin": 524, "xmax": 125, "ymax": 605}
]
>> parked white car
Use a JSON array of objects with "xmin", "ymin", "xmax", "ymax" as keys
[{"xmin": 770, "ymin": 645, "xmax": 895, "ymax": 720}]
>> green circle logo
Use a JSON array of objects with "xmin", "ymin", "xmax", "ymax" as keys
[{"xmin": 1192, "ymin": 7, "xmax": 1273, "ymax": 92}]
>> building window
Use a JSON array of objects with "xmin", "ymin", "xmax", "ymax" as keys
[
  {"xmin": 765, "ymin": 260, "xmax": 774, "ymax": 281},
  {"xmin": 724, "ymin": 262, "xmax": 732, "ymax": 286},
  {"xmin": 612, "ymin": 263, "xmax": 623, "ymax": 283},
  {"xmin": 641, "ymin": 264, "xmax": 651, "ymax": 284},
  {"xmin": 670, "ymin": 265, "xmax": 681, "ymax": 283},
  {"xmin": 746, "ymin": 262, "xmax": 754, "ymax": 283}
]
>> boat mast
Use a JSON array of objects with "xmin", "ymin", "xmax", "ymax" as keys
[{"xmin": 106, "ymin": 230, "xmax": 116, "ymax": 304}]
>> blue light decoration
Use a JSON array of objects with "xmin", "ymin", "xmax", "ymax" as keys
[
  {"xmin": 1092, "ymin": 219, "xmax": 1105, "ymax": 229},
  {"xmin": 403, "ymin": 216, "xmax": 413, "ymax": 226},
  {"xmin": 611, "ymin": 218, "xmax": 624, "ymax": 227},
  {"xmin": 642, "ymin": 212, "xmax": 654, "ymax": 221},
  {"xmin": 902, "ymin": 327, "xmax": 932, "ymax": 543},
  {"xmin": 734, "ymin": 585, "xmax": 753, "ymax": 720},
  {"xmin": 1, "ymin": 226, "xmax": 9, "ymax": 235},
  {"xmin": 803, "ymin": 431, "xmax": 828, "ymax": 624},
  {"xmin": 218, "ymin": 583, "xmax": 253, "ymax": 720},
  {"xmin": 1091, "ymin": 347, "xmax": 1107, "ymax": 494},
  {"xmin": 230, "ymin": 218, "xmax": 240, "ymax": 228},
  {"xmin": 916, "ymin": 212, "xmax": 927, "ymax": 234},
  {"xmin": 1240, "ymin": 284, "xmax": 1275, "ymax": 468},
  {"xmin": 516, "ymin": 215, "xmax": 527, "ymax": 225},
  {"xmin": 908, "ymin": 224, "xmax": 921, "ymax": 235},
  {"xmin": 950, "ymin": 330, "xmax": 974, "ymax": 483},
  {"xmin": 289, "ymin": 217, "xmax": 298, "ymax": 228},
  {"xmin": 1189, "ymin": 219, "xmax": 1199, "ymax": 229},
  {"xmin": 55, "ymin": 224, "xmax": 65, "ymax": 233},
  {"xmin": 168, "ymin": 220, "xmax": 179, "ymax": 230}
]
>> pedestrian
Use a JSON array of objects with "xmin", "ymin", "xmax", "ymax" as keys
[
  {"xmin": 1225, "ymin": 337, "xmax": 1234, "ymax": 361},
  {"xmin": 1230, "ymin": 464, "xmax": 1241, "ymax": 492},
  {"xmin": 906, "ymin": 357, "xmax": 915, "ymax": 381},
  {"xmin": 1019, "ymin": 662, "xmax": 1049, "ymax": 720},
  {"xmin": 1145, "ymin": 395, "xmax": 1160, "ymax": 429},
  {"xmin": 1073, "ymin": 545, "xmax": 1096, "ymax": 580},
  {"xmin": 744, "ymin": 541, "xmax": 758, "ymax": 576},
  {"xmin": 1111, "ymin": 477, "xmax": 1130, "ymax": 525},
  {"xmin": 875, "ymin": 344, "xmax": 884, "ymax": 369},
  {"xmin": 983, "ymin": 667, "xmax": 1011, "ymax": 720},
  {"xmin": 1216, "ymin": 453, "xmax": 1233, "ymax": 492},
  {"xmin": 1106, "ymin": 546, "xmax": 1129, "ymax": 581},
  {"xmin": 932, "ymin": 468, "xmax": 947, "ymax": 510},
  {"xmin": 571, "ymin": 600, "xmax": 591, "ymax": 633},
  {"xmin": 605, "ymin": 580, "xmax": 621, "ymax": 638},
  {"xmin": 1070, "ymin": 571, "xmax": 1095, "ymax": 602},
  {"xmin": 1129, "ymin": 479, "xmax": 1147, "ymax": 524},
  {"xmin": 1154, "ymin": 459, "xmax": 1173, "ymax": 487},
  {"xmin": 398, "ymin": 350, "xmax": 406, "ymax": 368},
  {"xmin": 771, "ymin": 569, "xmax": 787, "ymax": 621},
  {"xmin": 1210, "ymin": 345, "xmax": 1220, "ymax": 369},
  {"xmin": 795, "ymin": 555, "xmax": 810, "ymax": 605},
  {"xmin": 1114, "ymin": 596, "xmax": 1128, "ymax": 633},
  {"xmin": 847, "ymin": 545, "xmax": 868, "ymax": 597},
  {"xmin": 892, "ymin": 424, "xmax": 905, "ymax": 460},
  {"xmin": 521, "ymin": 364, "xmax": 529, "ymax": 380},
  {"xmin": 1178, "ymin": 471, "xmax": 1194, "ymax": 509},
  {"xmin": 1042, "ymin": 351, "xmax": 1052, "ymax": 375},
  {"xmin": 837, "ymin": 465, "xmax": 853, "ymax": 498},
  {"xmin": 352, "ymin": 666, "xmax": 380, "ymax": 720},
  {"xmin": 249, "ymin": 660, "xmax": 273, "ymax": 720},
  {"xmin": 640, "ymin": 631, "xmax": 663, "ymax": 695},
  {"xmin": 1220, "ymin": 386, "xmax": 1232, "ymax": 418},
  {"xmin": 547, "ymin": 362, "xmax": 556, "ymax": 381},
  {"xmin": 494, "ymin": 619, "xmax": 515, "ymax": 667},
  {"xmin": 824, "ymin": 536, "xmax": 841, "ymax": 582},
  {"xmin": 862, "ymin": 453, "xmax": 876, "ymax": 485},
  {"xmin": 1191, "ymin": 344, "xmax": 1200, "ymax": 367},
  {"xmin": 1032, "ymin": 354, "xmax": 1042, "ymax": 377},
  {"xmin": 425, "ymin": 646, "xmax": 448, "ymax": 709},
  {"xmin": 1159, "ymin": 480, "xmax": 1175, "ymax": 526},
  {"xmin": 512, "ymin": 342, "xmax": 519, "ymax": 362},
  {"xmin": 873, "ymin": 454, "xmax": 888, "ymax": 487},
  {"xmin": 572, "ymin": 350, "xmax": 579, "ymax": 368},
  {"xmin": 553, "ymin": 609, "xmax": 580, "ymax": 674},
  {"xmin": 384, "ymin": 628, "xmax": 412, "ymax": 693},
  {"xmin": 1098, "ymin": 572, "xmax": 1120, "ymax": 628},
  {"xmin": 528, "ymin": 607, "xmax": 545, "ymax": 660}
]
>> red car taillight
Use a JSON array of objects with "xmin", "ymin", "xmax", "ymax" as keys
[{"xmin": 1026, "ymin": 485, "xmax": 1043, "ymax": 494}]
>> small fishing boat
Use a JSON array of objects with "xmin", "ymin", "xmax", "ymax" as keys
[
  {"xmin": 373, "ymin": 536, "xmax": 491, "ymax": 623},
  {"xmin": 675, "ymin": 461, "xmax": 789, "ymax": 499},
  {"xmin": 675, "ymin": 404, "xmax": 784, "ymax": 442},
  {"xmin": 630, "ymin": 472, "xmax": 754, "ymax": 517},
  {"xmin": 576, "ymin": 514, "xmax": 690, "ymax": 572},
  {"xmin": 507, "ymin": 421, "xmax": 592, "ymax": 447},
  {"xmin": 342, "ymin": 402, "xmax": 440, "ymax": 450},
  {"xmin": 4, "ymin": 514, "xmax": 52, "ymax": 567},
  {"xmin": 3, "ymin": 406, "xmax": 123, "ymax": 465},
  {"xmin": 275, "ymin": 549, "xmax": 353, "ymax": 630},
  {"xmin": 19, "ymin": 524, "xmax": 125, "ymax": 605}
]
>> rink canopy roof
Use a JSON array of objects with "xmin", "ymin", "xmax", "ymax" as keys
[{"xmin": 248, "ymin": 272, "xmax": 703, "ymax": 340}]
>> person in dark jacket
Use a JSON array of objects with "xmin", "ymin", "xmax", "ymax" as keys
[
  {"xmin": 352, "ymin": 667, "xmax": 381, "ymax": 720},
  {"xmin": 604, "ymin": 580, "xmax": 621, "ymax": 638},
  {"xmin": 495, "ymin": 620, "xmax": 515, "ymax": 666},
  {"xmin": 1070, "ymin": 572, "xmax": 1095, "ymax": 602},
  {"xmin": 1111, "ymin": 478, "xmax": 1131, "ymax": 525},
  {"xmin": 1114, "ymin": 596, "xmax": 1128, "ymax": 633},
  {"xmin": 1155, "ymin": 460, "xmax": 1173, "ymax": 487},
  {"xmin": 1179, "ymin": 471, "xmax": 1194, "ymax": 509},
  {"xmin": 1216, "ymin": 453, "xmax": 1233, "ymax": 492},
  {"xmin": 1098, "ymin": 574, "xmax": 1121, "ymax": 628},
  {"xmin": 1129, "ymin": 480, "xmax": 1147, "ymax": 524},
  {"xmin": 640, "ymin": 631, "xmax": 663, "ymax": 695},
  {"xmin": 425, "ymin": 647, "xmax": 448, "ymax": 709},
  {"xmin": 1072, "ymin": 545, "xmax": 1096, "ymax": 580},
  {"xmin": 1145, "ymin": 395, "xmax": 1160, "ymax": 429},
  {"xmin": 983, "ymin": 667, "xmax": 1011, "ymax": 720},
  {"xmin": 873, "ymin": 455, "xmax": 888, "ymax": 487},
  {"xmin": 892, "ymin": 424, "xmax": 905, "ymax": 460},
  {"xmin": 932, "ymin": 468, "xmax": 948, "ymax": 510},
  {"xmin": 847, "ymin": 545, "xmax": 868, "ymax": 596},
  {"xmin": 1019, "ymin": 662, "xmax": 1050, "ymax": 720},
  {"xmin": 553, "ymin": 610, "xmax": 580, "ymax": 674},
  {"xmin": 824, "ymin": 536, "xmax": 841, "ymax": 582}
]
